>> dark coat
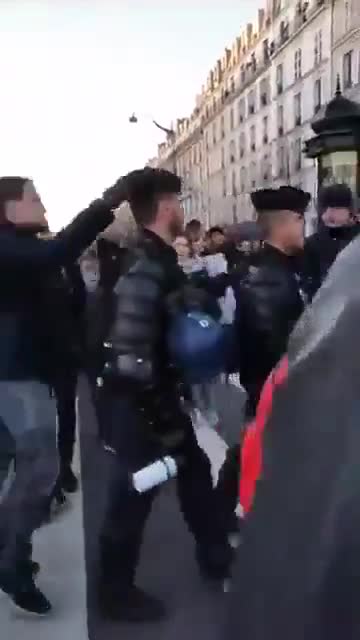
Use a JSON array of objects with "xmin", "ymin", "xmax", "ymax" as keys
[
  {"xmin": 101, "ymin": 229, "xmax": 218, "ymax": 453},
  {"xmin": 0, "ymin": 201, "xmax": 113, "ymax": 383},
  {"xmin": 233, "ymin": 243, "xmax": 305, "ymax": 411},
  {"xmin": 303, "ymin": 224, "xmax": 360, "ymax": 299}
]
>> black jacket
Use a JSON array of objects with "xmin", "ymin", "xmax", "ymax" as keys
[
  {"xmin": 0, "ymin": 200, "xmax": 113, "ymax": 382},
  {"xmin": 102, "ymin": 229, "xmax": 218, "ymax": 446},
  {"xmin": 303, "ymin": 225, "xmax": 360, "ymax": 299},
  {"xmin": 43, "ymin": 261, "xmax": 87, "ymax": 373},
  {"xmin": 234, "ymin": 243, "xmax": 305, "ymax": 410}
]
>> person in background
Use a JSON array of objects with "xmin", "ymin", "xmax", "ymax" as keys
[
  {"xmin": 97, "ymin": 168, "xmax": 232, "ymax": 623},
  {"xmin": 81, "ymin": 246, "xmax": 100, "ymax": 292},
  {"xmin": 185, "ymin": 218, "xmax": 203, "ymax": 245},
  {"xmin": 303, "ymin": 183, "xmax": 359, "ymax": 299},
  {"xmin": 0, "ymin": 175, "xmax": 122, "ymax": 615},
  {"xmin": 216, "ymin": 186, "xmax": 310, "ymax": 535}
]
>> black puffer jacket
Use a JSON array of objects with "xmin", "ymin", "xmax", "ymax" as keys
[
  {"xmin": 0, "ymin": 201, "xmax": 113, "ymax": 383},
  {"xmin": 102, "ymin": 229, "xmax": 220, "ymax": 446},
  {"xmin": 233, "ymin": 243, "xmax": 305, "ymax": 411}
]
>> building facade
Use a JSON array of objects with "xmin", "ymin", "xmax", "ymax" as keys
[{"xmin": 155, "ymin": 0, "xmax": 360, "ymax": 230}]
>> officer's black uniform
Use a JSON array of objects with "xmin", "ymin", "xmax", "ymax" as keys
[
  {"xmin": 97, "ymin": 228, "xmax": 231, "ymax": 618},
  {"xmin": 303, "ymin": 184, "xmax": 359, "ymax": 299},
  {"xmin": 217, "ymin": 187, "xmax": 310, "ymax": 530}
]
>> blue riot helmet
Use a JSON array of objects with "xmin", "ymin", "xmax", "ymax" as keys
[{"xmin": 167, "ymin": 310, "xmax": 228, "ymax": 384}]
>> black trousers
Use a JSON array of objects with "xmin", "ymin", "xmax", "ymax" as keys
[
  {"xmin": 98, "ymin": 392, "xmax": 230, "ymax": 590},
  {"xmin": 216, "ymin": 393, "xmax": 256, "ymax": 526},
  {"xmin": 54, "ymin": 370, "xmax": 78, "ymax": 468}
]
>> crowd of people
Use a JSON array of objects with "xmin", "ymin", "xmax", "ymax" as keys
[{"xmin": 0, "ymin": 168, "xmax": 359, "ymax": 636}]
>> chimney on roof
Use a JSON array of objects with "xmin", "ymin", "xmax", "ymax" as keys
[{"xmin": 258, "ymin": 8, "xmax": 265, "ymax": 31}]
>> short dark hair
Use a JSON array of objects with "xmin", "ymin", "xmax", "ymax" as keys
[
  {"xmin": 185, "ymin": 218, "xmax": 202, "ymax": 232},
  {"xmin": 208, "ymin": 225, "xmax": 224, "ymax": 236},
  {"xmin": 126, "ymin": 168, "xmax": 181, "ymax": 226},
  {"xmin": 0, "ymin": 177, "xmax": 28, "ymax": 223}
]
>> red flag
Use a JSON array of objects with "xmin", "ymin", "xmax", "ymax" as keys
[{"xmin": 239, "ymin": 355, "xmax": 289, "ymax": 514}]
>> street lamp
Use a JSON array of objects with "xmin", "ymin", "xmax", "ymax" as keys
[
  {"xmin": 128, "ymin": 112, "xmax": 175, "ymax": 138},
  {"xmin": 128, "ymin": 112, "xmax": 177, "ymax": 173}
]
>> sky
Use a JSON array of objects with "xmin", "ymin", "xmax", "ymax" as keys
[{"xmin": 0, "ymin": 0, "xmax": 261, "ymax": 229}]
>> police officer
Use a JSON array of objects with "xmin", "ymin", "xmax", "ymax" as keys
[
  {"xmin": 217, "ymin": 186, "xmax": 310, "ymax": 532},
  {"xmin": 97, "ymin": 168, "xmax": 232, "ymax": 623},
  {"xmin": 303, "ymin": 183, "xmax": 359, "ymax": 299}
]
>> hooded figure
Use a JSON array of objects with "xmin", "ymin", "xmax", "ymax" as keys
[
  {"xmin": 303, "ymin": 183, "xmax": 359, "ymax": 298},
  {"xmin": 223, "ymin": 231, "xmax": 360, "ymax": 640}
]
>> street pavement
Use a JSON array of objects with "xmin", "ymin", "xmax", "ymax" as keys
[{"xmin": 0, "ymin": 378, "xmax": 246, "ymax": 640}]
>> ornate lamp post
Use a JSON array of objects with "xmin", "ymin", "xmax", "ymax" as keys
[{"xmin": 304, "ymin": 77, "xmax": 360, "ymax": 198}]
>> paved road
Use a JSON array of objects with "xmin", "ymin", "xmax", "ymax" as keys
[
  {"xmin": 79, "ymin": 377, "xmax": 245, "ymax": 640},
  {"xmin": 0, "ymin": 378, "xmax": 245, "ymax": 640}
]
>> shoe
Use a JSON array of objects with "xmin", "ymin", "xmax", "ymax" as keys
[
  {"xmin": 0, "ymin": 571, "xmax": 52, "ymax": 615},
  {"xmin": 196, "ymin": 541, "xmax": 234, "ymax": 582},
  {"xmin": 59, "ymin": 465, "xmax": 78, "ymax": 493},
  {"xmin": 99, "ymin": 584, "xmax": 167, "ymax": 623}
]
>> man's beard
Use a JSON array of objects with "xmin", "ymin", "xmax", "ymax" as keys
[{"xmin": 169, "ymin": 216, "xmax": 183, "ymax": 240}]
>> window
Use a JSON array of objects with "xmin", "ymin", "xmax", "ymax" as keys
[
  {"xmin": 250, "ymin": 125, "xmax": 256, "ymax": 152},
  {"xmin": 232, "ymin": 202, "xmax": 237, "ymax": 223},
  {"xmin": 230, "ymin": 76, "xmax": 235, "ymax": 92},
  {"xmin": 250, "ymin": 162, "xmax": 257, "ymax": 189},
  {"xmin": 238, "ymin": 98, "xmax": 245, "ymax": 124},
  {"xmin": 248, "ymin": 89, "xmax": 256, "ymax": 115},
  {"xmin": 205, "ymin": 131, "xmax": 209, "ymax": 150},
  {"xmin": 276, "ymin": 64, "xmax": 283, "ymax": 94},
  {"xmin": 345, "ymin": 1, "xmax": 351, "ymax": 32},
  {"xmin": 343, "ymin": 50, "xmax": 353, "ymax": 89},
  {"xmin": 231, "ymin": 170, "xmax": 237, "ymax": 196},
  {"xmin": 294, "ymin": 49, "xmax": 302, "ymax": 81},
  {"xmin": 239, "ymin": 132, "xmax": 246, "ymax": 158},
  {"xmin": 314, "ymin": 30, "xmax": 322, "ymax": 66},
  {"xmin": 260, "ymin": 78, "xmax": 269, "ymax": 106},
  {"xmin": 279, "ymin": 146, "xmax": 285, "ymax": 178},
  {"xmin": 263, "ymin": 155, "xmax": 270, "ymax": 182},
  {"xmin": 221, "ymin": 147, "xmax": 225, "ymax": 169},
  {"xmin": 230, "ymin": 107, "xmax": 234, "ymax": 130},
  {"xmin": 229, "ymin": 140, "xmax": 236, "ymax": 163},
  {"xmin": 221, "ymin": 115, "xmax": 225, "ymax": 139},
  {"xmin": 222, "ymin": 174, "xmax": 227, "ymax": 197},
  {"xmin": 294, "ymin": 138, "xmax": 302, "ymax": 172},
  {"xmin": 212, "ymin": 122, "xmax": 217, "ymax": 145},
  {"xmin": 241, "ymin": 64, "xmax": 246, "ymax": 84},
  {"xmin": 294, "ymin": 93, "xmax": 302, "ymax": 127},
  {"xmin": 277, "ymin": 104, "xmax": 284, "ymax": 135},
  {"xmin": 314, "ymin": 78, "xmax": 322, "ymax": 114},
  {"xmin": 240, "ymin": 167, "xmax": 247, "ymax": 193},
  {"xmin": 263, "ymin": 116, "xmax": 269, "ymax": 144}
]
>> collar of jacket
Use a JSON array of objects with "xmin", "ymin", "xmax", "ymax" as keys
[
  {"xmin": 140, "ymin": 228, "xmax": 178, "ymax": 266},
  {"xmin": 262, "ymin": 242, "xmax": 298, "ymax": 267}
]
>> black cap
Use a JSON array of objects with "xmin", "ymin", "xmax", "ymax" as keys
[
  {"xmin": 318, "ymin": 183, "xmax": 353, "ymax": 211},
  {"xmin": 251, "ymin": 186, "xmax": 311, "ymax": 215}
]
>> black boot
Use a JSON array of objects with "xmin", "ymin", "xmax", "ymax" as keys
[
  {"xmin": 0, "ymin": 542, "xmax": 39, "ymax": 577},
  {"xmin": 0, "ymin": 569, "xmax": 51, "ymax": 615},
  {"xmin": 196, "ymin": 540, "xmax": 234, "ymax": 582},
  {"xmin": 98, "ymin": 583, "xmax": 166, "ymax": 623},
  {"xmin": 59, "ymin": 464, "xmax": 78, "ymax": 493}
]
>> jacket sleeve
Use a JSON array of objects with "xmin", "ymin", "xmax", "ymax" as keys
[
  {"xmin": 0, "ymin": 200, "xmax": 114, "ymax": 269},
  {"xmin": 240, "ymin": 269, "xmax": 297, "ymax": 376},
  {"xmin": 104, "ymin": 255, "xmax": 165, "ymax": 391}
]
